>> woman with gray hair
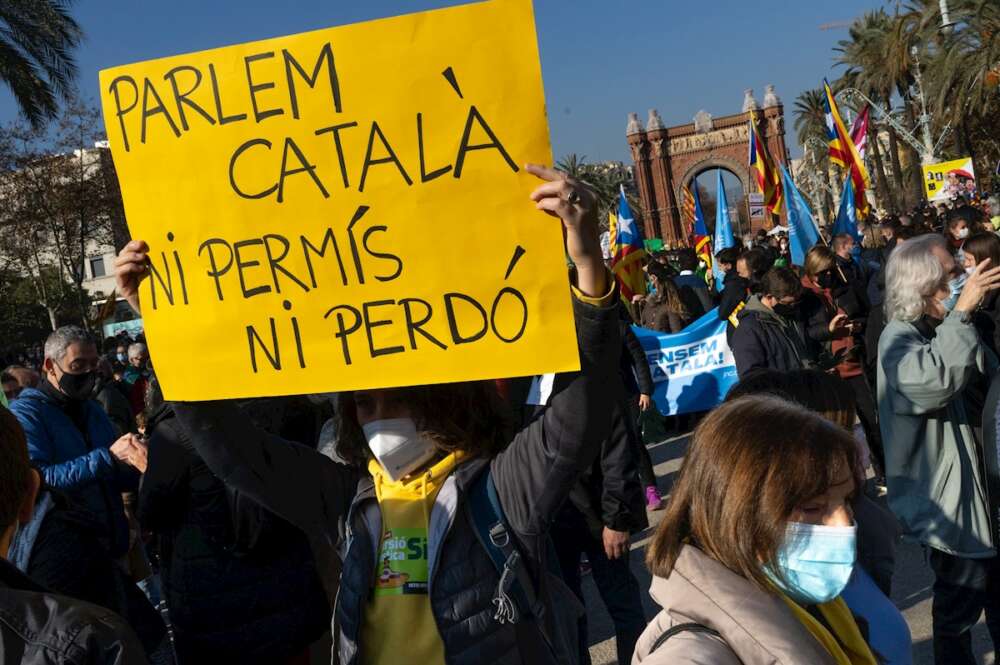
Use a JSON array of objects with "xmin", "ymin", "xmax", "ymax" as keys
[{"xmin": 877, "ymin": 233, "xmax": 1000, "ymax": 664}]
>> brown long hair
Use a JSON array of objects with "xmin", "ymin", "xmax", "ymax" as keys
[
  {"xmin": 647, "ymin": 262, "xmax": 691, "ymax": 317},
  {"xmin": 646, "ymin": 395, "xmax": 860, "ymax": 590},
  {"xmin": 336, "ymin": 381, "xmax": 511, "ymax": 467}
]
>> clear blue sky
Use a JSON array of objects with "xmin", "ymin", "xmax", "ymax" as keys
[{"xmin": 0, "ymin": 0, "xmax": 887, "ymax": 162}]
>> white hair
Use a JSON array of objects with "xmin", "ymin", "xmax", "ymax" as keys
[
  {"xmin": 44, "ymin": 326, "xmax": 95, "ymax": 362},
  {"xmin": 127, "ymin": 342, "xmax": 147, "ymax": 359},
  {"xmin": 884, "ymin": 234, "xmax": 948, "ymax": 323}
]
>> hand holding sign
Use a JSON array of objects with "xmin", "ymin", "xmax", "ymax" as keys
[
  {"xmin": 525, "ymin": 163, "xmax": 605, "ymax": 298},
  {"xmin": 101, "ymin": 0, "xmax": 581, "ymax": 400}
]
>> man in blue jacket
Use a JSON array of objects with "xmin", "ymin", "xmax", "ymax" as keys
[{"xmin": 10, "ymin": 326, "xmax": 145, "ymax": 558}]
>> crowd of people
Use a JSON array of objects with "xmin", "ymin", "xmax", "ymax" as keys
[{"xmin": 2, "ymin": 170, "xmax": 1000, "ymax": 665}]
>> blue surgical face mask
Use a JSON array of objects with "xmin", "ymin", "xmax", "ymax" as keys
[
  {"xmin": 941, "ymin": 272, "xmax": 966, "ymax": 313},
  {"xmin": 766, "ymin": 522, "xmax": 856, "ymax": 606}
]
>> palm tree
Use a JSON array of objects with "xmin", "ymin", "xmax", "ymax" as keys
[
  {"xmin": 921, "ymin": 0, "xmax": 1000, "ymax": 156},
  {"xmin": 0, "ymin": 1, "xmax": 82, "ymax": 127},
  {"xmin": 835, "ymin": 10, "xmax": 907, "ymax": 209},
  {"xmin": 556, "ymin": 153, "xmax": 641, "ymax": 231}
]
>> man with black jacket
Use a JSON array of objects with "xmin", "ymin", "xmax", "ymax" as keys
[
  {"xmin": 0, "ymin": 405, "xmax": 147, "ymax": 665},
  {"xmin": 731, "ymin": 268, "xmax": 814, "ymax": 377},
  {"xmin": 524, "ymin": 346, "xmax": 650, "ymax": 664},
  {"xmin": 716, "ymin": 247, "xmax": 751, "ymax": 344}
]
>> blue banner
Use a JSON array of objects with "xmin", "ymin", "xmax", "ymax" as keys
[{"xmin": 632, "ymin": 307, "xmax": 738, "ymax": 416}]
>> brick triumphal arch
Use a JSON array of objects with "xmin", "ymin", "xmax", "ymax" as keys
[{"xmin": 626, "ymin": 86, "xmax": 790, "ymax": 247}]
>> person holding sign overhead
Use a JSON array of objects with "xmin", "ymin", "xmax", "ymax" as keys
[{"xmin": 114, "ymin": 163, "xmax": 619, "ymax": 665}]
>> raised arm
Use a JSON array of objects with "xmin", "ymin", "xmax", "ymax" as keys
[
  {"xmin": 880, "ymin": 313, "xmax": 985, "ymax": 414},
  {"xmin": 493, "ymin": 163, "xmax": 619, "ymax": 537},
  {"xmin": 170, "ymin": 399, "xmax": 359, "ymax": 536}
]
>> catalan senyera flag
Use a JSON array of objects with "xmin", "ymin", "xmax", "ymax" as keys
[
  {"xmin": 824, "ymin": 79, "xmax": 870, "ymax": 218},
  {"xmin": 748, "ymin": 113, "xmax": 783, "ymax": 216},
  {"xmin": 690, "ymin": 182, "xmax": 712, "ymax": 282},
  {"xmin": 610, "ymin": 185, "xmax": 647, "ymax": 301},
  {"xmin": 681, "ymin": 184, "xmax": 697, "ymax": 239}
]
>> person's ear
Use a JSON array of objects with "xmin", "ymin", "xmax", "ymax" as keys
[{"xmin": 17, "ymin": 469, "xmax": 40, "ymax": 526}]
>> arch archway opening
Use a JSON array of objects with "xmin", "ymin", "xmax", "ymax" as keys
[{"xmin": 688, "ymin": 167, "xmax": 749, "ymax": 241}]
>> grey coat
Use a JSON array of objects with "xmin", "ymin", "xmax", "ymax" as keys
[
  {"xmin": 632, "ymin": 546, "xmax": 837, "ymax": 665},
  {"xmin": 877, "ymin": 310, "xmax": 997, "ymax": 557}
]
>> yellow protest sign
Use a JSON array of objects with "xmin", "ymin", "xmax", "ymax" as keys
[
  {"xmin": 99, "ymin": 0, "xmax": 579, "ymax": 401},
  {"xmin": 922, "ymin": 156, "xmax": 977, "ymax": 203}
]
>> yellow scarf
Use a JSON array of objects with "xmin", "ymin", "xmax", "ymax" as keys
[
  {"xmin": 777, "ymin": 592, "xmax": 877, "ymax": 665},
  {"xmin": 360, "ymin": 451, "xmax": 464, "ymax": 665}
]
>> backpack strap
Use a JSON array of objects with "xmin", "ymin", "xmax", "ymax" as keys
[
  {"xmin": 649, "ymin": 622, "xmax": 721, "ymax": 654},
  {"xmin": 466, "ymin": 469, "xmax": 541, "ymax": 625}
]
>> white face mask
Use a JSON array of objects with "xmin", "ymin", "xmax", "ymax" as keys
[
  {"xmin": 957, "ymin": 227, "xmax": 969, "ymax": 239},
  {"xmin": 362, "ymin": 418, "xmax": 438, "ymax": 482}
]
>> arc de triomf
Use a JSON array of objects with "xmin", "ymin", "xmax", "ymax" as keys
[{"xmin": 626, "ymin": 86, "xmax": 790, "ymax": 247}]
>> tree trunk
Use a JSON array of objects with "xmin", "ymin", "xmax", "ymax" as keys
[
  {"xmin": 886, "ymin": 127, "xmax": 906, "ymax": 207},
  {"xmin": 869, "ymin": 123, "xmax": 896, "ymax": 213},
  {"xmin": 901, "ymin": 100, "xmax": 925, "ymax": 207}
]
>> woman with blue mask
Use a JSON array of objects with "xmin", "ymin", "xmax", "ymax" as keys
[{"xmin": 634, "ymin": 395, "xmax": 879, "ymax": 665}]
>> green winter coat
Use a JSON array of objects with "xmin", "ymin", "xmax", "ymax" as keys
[{"xmin": 877, "ymin": 310, "xmax": 998, "ymax": 558}]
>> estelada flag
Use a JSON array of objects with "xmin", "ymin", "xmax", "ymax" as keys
[
  {"xmin": 824, "ymin": 79, "xmax": 870, "ymax": 218},
  {"xmin": 610, "ymin": 186, "xmax": 647, "ymax": 301},
  {"xmin": 748, "ymin": 113, "xmax": 783, "ymax": 216}
]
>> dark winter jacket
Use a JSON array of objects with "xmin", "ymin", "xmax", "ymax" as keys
[
  {"xmin": 561, "ymin": 397, "xmax": 648, "ymax": 539},
  {"xmin": 0, "ymin": 557, "xmax": 148, "ymax": 665},
  {"xmin": 171, "ymin": 291, "xmax": 621, "ymax": 665},
  {"xmin": 718, "ymin": 271, "xmax": 748, "ymax": 323},
  {"xmin": 136, "ymin": 404, "xmax": 330, "ymax": 664},
  {"xmin": 731, "ymin": 296, "xmax": 813, "ymax": 377},
  {"xmin": 93, "ymin": 380, "xmax": 133, "ymax": 436},
  {"xmin": 620, "ymin": 315, "xmax": 654, "ymax": 397},
  {"xmin": 800, "ymin": 276, "xmax": 864, "ymax": 379},
  {"xmin": 8, "ymin": 486, "xmax": 166, "ymax": 657},
  {"xmin": 9, "ymin": 386, "xmax": 136, "ymax": 557},
  {"xmin": 835, "ymin": 253, "xmax": 866, "ymax": 290},
  {"xmin": 972, "ymin": 290, "xmax": 1000, "ymax": 357}
]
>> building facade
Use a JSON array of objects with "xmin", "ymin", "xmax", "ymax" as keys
[{"xmin": 626, "ymin": 86, "xmax": 789, "ymax": 246}]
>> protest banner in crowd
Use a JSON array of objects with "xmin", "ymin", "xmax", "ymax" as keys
[
  {"xmin": 922, "ymin": 156, "xmax": 977, "ymax": 202},
  {"xmin": 632, "ymin": 309, "xmax": 738, "ymax": 416},
  {"xmin": 98, "ymin": 0, "xmax": 578, "ymax": 400}
]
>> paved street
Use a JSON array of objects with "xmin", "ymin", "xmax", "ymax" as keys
[{"xmin": 586, "ymin": 434, "xmax": 997, "ymax": 665}]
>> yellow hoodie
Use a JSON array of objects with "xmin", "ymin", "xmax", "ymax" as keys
[{"xmin": 360, "ymin": 451, "xmax": 463, "ymax": 665}]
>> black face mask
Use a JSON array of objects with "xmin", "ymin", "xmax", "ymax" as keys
[
  {"xmin": 817, "ymin": 271, "xmax": 840, "ymax": 290},
  {"xmin": 772, "ymin": 303, "xmax": 798, "ymax": 319},
  {"xmin": 57, "ymin": 369, "xmax": 97, "ymax": 401}
]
